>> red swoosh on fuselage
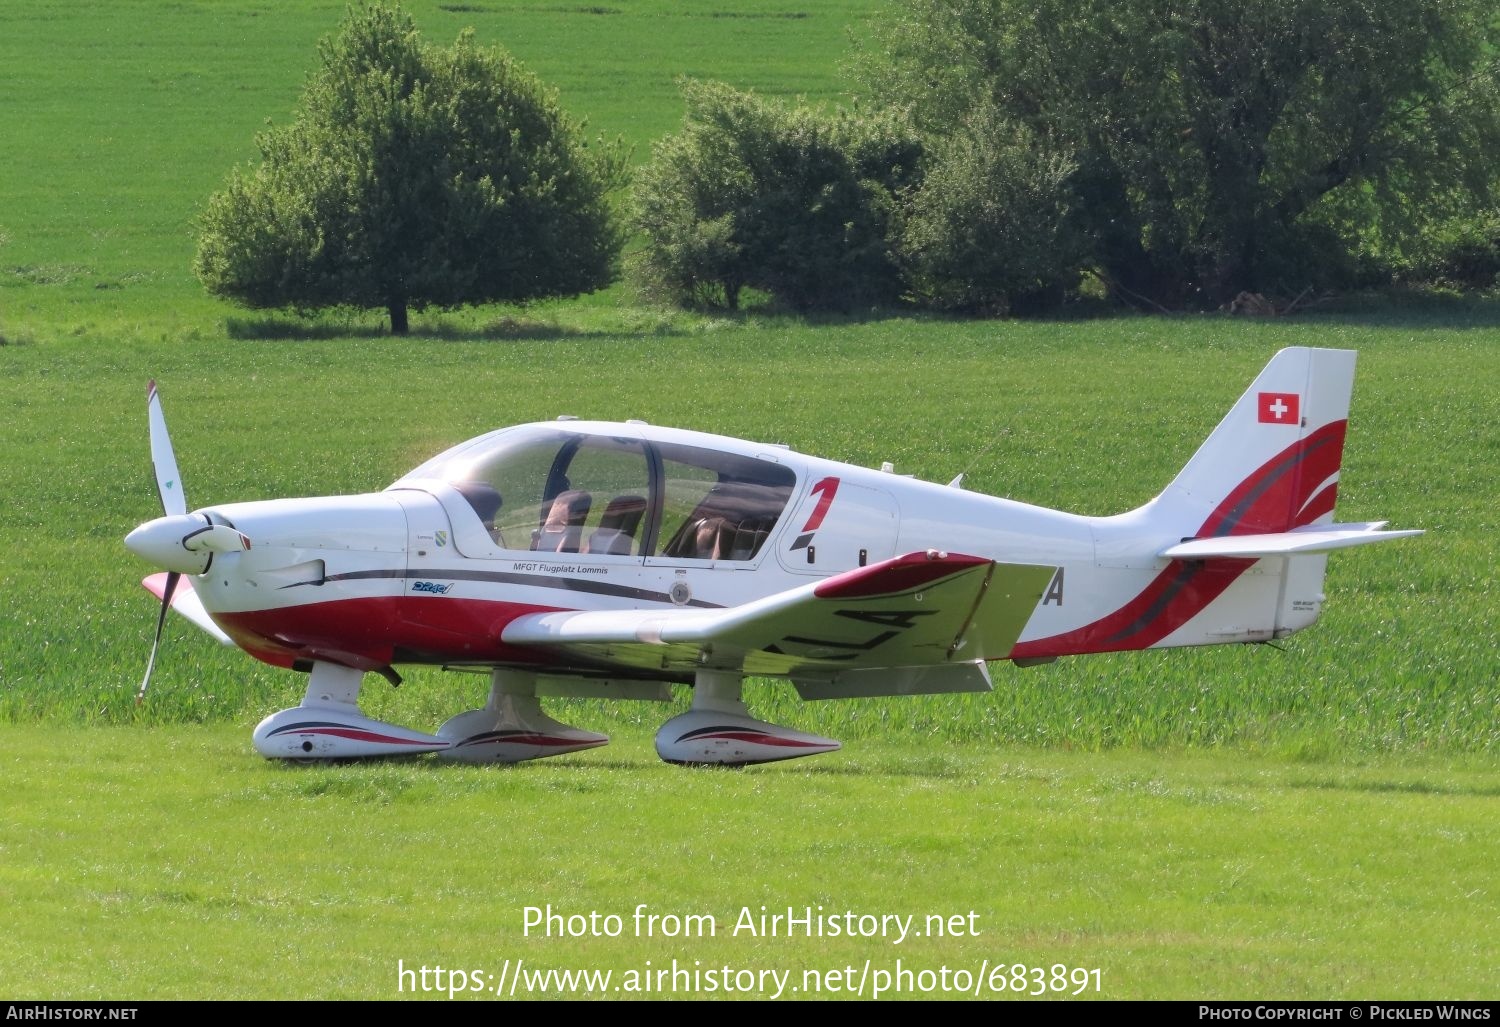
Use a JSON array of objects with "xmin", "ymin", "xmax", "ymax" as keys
[
  {"xmin": 1009, "ymin": 421, "xmax": 1347, "ymax": 659},
  {"xmin": 215, "ymin": 596, "xmax": 569, "ymax": 670}
]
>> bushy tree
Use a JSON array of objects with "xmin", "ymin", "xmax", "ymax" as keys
[
  {"xmin": 195, "ymin": 2, "xmax": 626, "ymax": 334},
  {"xmin": 857, "ymin": 0, "xmax": 1500, "ymax": 307},
  {"xmin": 1407, "ymin": 208, "xmax": 1500, "ymax": 288},
  {"xmin": 632, "ymin": 79, "xmax": 921, "ymax": 311},
  {"xmin": 898, "ymin": 104, "xmax": 1086, "ymax": 313}
]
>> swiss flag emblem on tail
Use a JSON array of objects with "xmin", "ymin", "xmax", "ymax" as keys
[{"xmin": 1258, "ymin": 392, "xmax": 1300, "ymax": 424}]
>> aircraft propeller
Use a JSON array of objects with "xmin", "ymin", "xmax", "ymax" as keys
[{"xmin": 127, "ymin": 381, "xmax": 250, "ymax": 702}]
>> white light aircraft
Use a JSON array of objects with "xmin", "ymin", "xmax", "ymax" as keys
[{"xmin": 125, "ymin": 347, "xmax": 1420, "ymax": 766}]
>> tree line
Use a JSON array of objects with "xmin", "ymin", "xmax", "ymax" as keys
[{"xmin": 198, "ymin": 1, "xmax": 1500, "ymax": 333}]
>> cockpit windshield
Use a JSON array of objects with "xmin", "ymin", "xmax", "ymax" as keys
[{"xmin": 394, "ymin": 425, "xmax": 797, "ymax": 561}]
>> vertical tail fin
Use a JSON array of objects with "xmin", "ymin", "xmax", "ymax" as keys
[
  {"xmin": 1154, "ymin": 347, "xmax": 1353, "ymax": 538},
  {"xmin": 1011, "ymin": 347, "xmax": 1419, "ymax": 658},
  {"xmin": 1016, "ymin": 348, "xmax": 1418, "ymax": 658}
]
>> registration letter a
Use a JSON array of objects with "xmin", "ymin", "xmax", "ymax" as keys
[{"xmin": 1043, "ymin": 568, "xmax": 1064, "ymax": 606}]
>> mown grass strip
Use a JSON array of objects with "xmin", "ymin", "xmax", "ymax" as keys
[{"xmin": 0, "ymin": 724, "xmax": 1495, "ymax": 999}]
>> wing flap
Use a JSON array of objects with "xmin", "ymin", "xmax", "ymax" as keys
[
  {"xmin": 793, "ymin": 660, "xmax": 993, "ymax": 700},
  {"xmin": 501, "ymin": 551, "xmax": 1057, "ymax": 687}
]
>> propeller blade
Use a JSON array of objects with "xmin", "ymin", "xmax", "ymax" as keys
[
  {"xmin": 133, "ymin": 384, "xmax": 246, "ymax": 702},
  {"xmin": 147, "ymin": 380, "xmax": 187, "ymax": 517},
  {"xmin": 137, "ymin": 570, "xmax": 180, "ymax": 704}
]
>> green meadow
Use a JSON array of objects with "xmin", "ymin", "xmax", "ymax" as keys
[
  {"xmin": 3, "ymin": 726, "xmax": 1497, "ymax": 1000},
  {"xmin": 1, "ymin": 0, "xmax": 1496, "ymax": 1002}
]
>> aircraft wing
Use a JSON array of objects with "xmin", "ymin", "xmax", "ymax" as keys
[
  {"xmin": 500, "ymin": 551, "xmax": 1057, "ymax": 697},
  {"xmin": 142, "ymin": 572, "xmax": 235, "ymax": 645}
]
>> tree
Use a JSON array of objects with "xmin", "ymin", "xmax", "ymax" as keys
[
  {"xmin": 195, "ymin": 2, "xmax": 626, "ymax": 334},
  {"xmin": 856, "ymin": 0, "xmax": 1500, "ymax": 307},
  {"xmin": 632, "ymin": 79, "xmax": 921, "ymax": 311},
  {"xmin": 898, "ymin": 103, "xmax": 1086, "ymax": 313}
]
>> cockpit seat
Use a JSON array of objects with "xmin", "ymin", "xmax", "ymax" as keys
[
  {"xmin": 533, "ymin": 489, "xmax": 592, "ymax": 553},
  {"xmin": 585, "ymin": 494, "xmax": 647, "ymax": 556}
]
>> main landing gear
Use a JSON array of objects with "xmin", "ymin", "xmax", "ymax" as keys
[
  {"xmin": 251, "ymin": 662, "xmax": 839, "ymax": 767},
  {"xmin": 435, "ymin": 669, "xmax": 610, "ymax": 763},
  {"xmin": 655, "ymin": 669, "xmax": 840, "ymax": 767}
]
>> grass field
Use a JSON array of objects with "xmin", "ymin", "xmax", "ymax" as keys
[
  {"xmin": 3, "ymin": 726, "xmax": 1496, "ymax": 1000},
  {"xmin": 1, "ymin": 0, "xmax": 1496, "ymax": 1003}
]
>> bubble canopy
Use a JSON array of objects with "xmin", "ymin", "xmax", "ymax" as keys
[{"xmin": 391, "ymin": 423, "xmax": 798, "ymax": 561}]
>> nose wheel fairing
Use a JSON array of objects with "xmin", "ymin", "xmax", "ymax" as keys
[
  {"xmin": 252, "ymin": 662, "xmax": 449, "ymax": 759},
  {"xmin": 253, "ymin": 706, "xmax": 451, "ymax": 759}
]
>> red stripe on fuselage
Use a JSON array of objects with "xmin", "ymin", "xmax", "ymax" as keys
[
  {"xmin": 1010, "ymin": 421, "xmax": 1346, "ymax": 660},
  {"xmin": 215, "ymin": 595, "xmax": 568, "ymax": 671},
  {"xmin": 1008, "ymin": 558, "xmax": 1255, "ymax": 658}
]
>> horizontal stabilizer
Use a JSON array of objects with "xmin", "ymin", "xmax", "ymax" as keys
[
  {"xmin": 1160, "ymin": 522, "xmax": 1424, "ymax": 560},
  {"xmin": 142, "ymin": 572, "xmax": 234, "ymax": 645}
]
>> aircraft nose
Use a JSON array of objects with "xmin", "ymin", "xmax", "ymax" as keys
[
  {"xmin": 125, "ymin": 514, "xmax": 251, "ymax": 575},
  {"xmin": 126, "ymin": 514, "xmax": 213, "ymax": 574}
]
